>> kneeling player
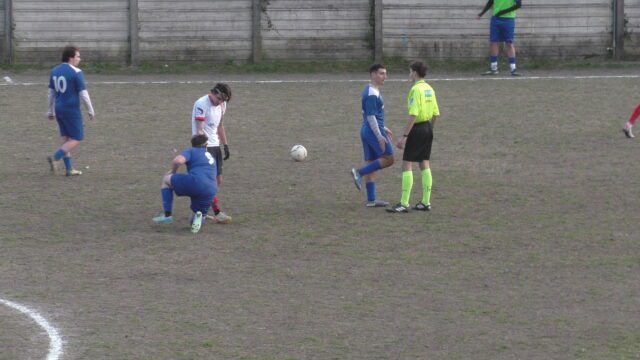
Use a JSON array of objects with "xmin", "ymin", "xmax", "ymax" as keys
[{"xmin": 152, "ymin": 134, "xmax": 217, "ymax": 234}]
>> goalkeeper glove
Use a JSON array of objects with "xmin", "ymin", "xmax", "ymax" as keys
[{"xmin": 223, "ymin": 144, "xmax": 230, "ymax": 160}]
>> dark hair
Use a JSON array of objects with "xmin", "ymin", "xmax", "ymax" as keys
[
  {"xmin": 191, "ymin": 134, "xmax": 209, "ymax": 148},
  {"xmin": 410, "ymin": 61, "xmax": 428, "ymax": 78},
  {"xmin": 211, "ymin": 83, "xmax": 232, "ymax": 102},
  {"xmin": 61, "ymin": 46, "xmax": 79, "ymax": 63},
  {"xmin": 369, "ymin": 63, "xmax": 386, "ymax": 74}
]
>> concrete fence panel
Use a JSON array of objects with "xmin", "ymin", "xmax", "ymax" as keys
[
  {"xmin": 12, "ymin": 0, "xmax": 129, "ymax": 64},
  {"xmin": 137, "ymin": 0, "xmax": 252, "ymax": 63},
  {"xmin": 1, "ymin": 0, "xmax": 6, "ymax": 62},
  {"xmin": 383, "ymin": 0, "xmax": 613, "ymax": 60},
  {"xmin": 628, "ymin": 0, "xmax": 640, "ymax": 56},
  {"xmin": 2, "ymin": 0, "xmax": 637, "ymax": 64},
  {"xmin": 260, "ymin": 0, "xmax": 372, "ymax": 61}
]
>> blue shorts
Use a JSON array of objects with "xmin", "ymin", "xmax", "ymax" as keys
[
  {"xmin": 56, "ymin": 111, "xmax": 84, "ymax": 141},
  {"xmin": 170, "ymin": 174, "xmax": 217, "ymax": 214},
  {"xmin": 360, "ymin": 126, "xmax": 393, "ymax": 162},
  {"xmin": 490, "ymin": 17, "xmax": 515, "ymax": 43}
]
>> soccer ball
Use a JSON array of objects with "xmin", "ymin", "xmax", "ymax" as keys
[{"xmin": 290, "ymin": 145, "xmax": 307, "ymax": 161}]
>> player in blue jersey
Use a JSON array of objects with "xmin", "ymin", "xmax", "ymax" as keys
[
  {"xmin": 152, "ymin": 134, "xmax": 218, "ymax": 234},
  {"xmin": 47, "ymin": 45, "xmax": 95, "ymax": 176},
  {"xmin": 477, "ymin": 0, "xmax": 522, "ymax": 76},
  {"xmin": 350, "ymin": 64, "xmax": 395, "ymax": 207}
]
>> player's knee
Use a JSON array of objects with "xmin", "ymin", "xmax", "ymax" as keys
[
  {"xmin": 381, "ymin": 156, "xmax": 394, "ymax": 168},
  {"xmin": 162, "ymin": 174, "xmax": 173, "ymax": 188}
]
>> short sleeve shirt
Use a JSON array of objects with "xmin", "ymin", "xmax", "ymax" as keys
[
  {"xmin": 182, "ymin": 147, "xmax": 217, "ymax": 182},
  {"xmin": 49, "ymin": 63, "xmax": 87, "ymax": 115},
  {"xmin": 361, "ymin": 85, "xmax": 385, "ymax": 129},
  {"xmin": 191, "ymin": 94, "xmax": 227, "ymax": 147},
  {"xmin": 493, "ymin": 0, "xmax": 518, "ymax": 18},
  {"xmin": 408, "ymin": 80, "xmax": 440, "ymax": 124}
]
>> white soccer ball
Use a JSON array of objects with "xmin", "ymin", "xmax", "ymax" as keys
[{"xmin": 290, "ymin": 144, "xmax": 307, "ymax": 162}]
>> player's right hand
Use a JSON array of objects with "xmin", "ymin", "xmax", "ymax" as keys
[
  {"xmin": 378, "ymin": 138, "xmax": 386, "ymax": 152},
  {"xmin": 88, "ymin": 114, "xmax": 95, "ymax": 121},
  {"xmin": 47, "ymin": 114, "xmax": 55, "ymax": 121}
]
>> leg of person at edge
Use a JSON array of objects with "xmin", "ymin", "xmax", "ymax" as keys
[{"xmin": 623, "ymin": 103, "xmax": 640, "ymax": 138}]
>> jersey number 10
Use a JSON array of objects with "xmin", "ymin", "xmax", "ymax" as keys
[{"xmin": 53, "ymin": 76, "xmax": 67, "ymax": 93}]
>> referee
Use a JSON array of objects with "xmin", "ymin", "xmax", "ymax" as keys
[{"xmin": 387, "ymin": 61, "xmax": 440, "ymax": 213}]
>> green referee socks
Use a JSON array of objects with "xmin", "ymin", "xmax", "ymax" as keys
[
  {"xmin": 400, "ymin": 171, "xmax": 413, "ymax": 207},
  {"xmin": 421, "ymin": 168, "xmax": 432, "ymax": 205}
]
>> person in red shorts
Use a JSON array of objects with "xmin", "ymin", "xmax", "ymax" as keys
[{"xmin": 623, "ymin": 103, "xmax": 640, "ymax": 138}]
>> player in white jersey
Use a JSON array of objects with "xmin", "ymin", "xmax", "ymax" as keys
[{"xmin": 191, "ymin": 83, "xmax": 233, "ymax": 224}]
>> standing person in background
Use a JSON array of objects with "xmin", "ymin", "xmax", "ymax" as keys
[
  {"xmin": 191, "ymin": 83, "xmax": 233, "ymax": 224},
  {"xmin": 477, "ymin": 0, "xmax": 522, "ymax": 76},
  {"xmin": 47, "ymin": 45, "xmax": 95, "ymax": 176},
  {"xmin": 623, "ymin": 103, "xmax": 640, "ymax": 138},
  {"xmin": 350, "ymin": 64, "xmax": 395, "ymax": 207},
  {"xmin": 387, "ymin": 61, "xmax": 440, "ymax": 213}
]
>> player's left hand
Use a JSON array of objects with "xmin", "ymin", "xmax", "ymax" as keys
[
  {"xmin": 396, "ymin": 137, "xmax": 406, "ymax": 150},
  {"xmin": 88, "ymin": 113, "xmax": 95, "ymax": 121},
  {"xmin": 384, "ymin": 127, "xmax": 393, "ymax": 137},
  {"xmin": 223, "ymin": 144, "xmax": 230, "ymax": 160}
]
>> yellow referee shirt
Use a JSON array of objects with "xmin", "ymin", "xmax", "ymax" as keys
[{"xmin": 408, "ymin": 80, "xmax": 439, "ymax": 123}]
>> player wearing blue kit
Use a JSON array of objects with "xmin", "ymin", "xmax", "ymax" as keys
[
  {"xmin": 350, "ymin": 64, "xmax": 395, "ymax": 207},
  {"xmin": 477, "ymin": 0, "xmax": 522, "ymax": 76},
  {"xmin": 153, "ymin": 135, "xmax": 218, "ymax": 234},
  {"xmin": 47, "ymin": 46, "xmax": 95, "ymax": 176}
]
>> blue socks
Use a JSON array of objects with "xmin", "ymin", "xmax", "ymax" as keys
[
  {"xmin": 63, "ymin": 157, "xmax": 71, "ymax": 171},
  {"xmin": 53, "ymin": 149, "xmax": 65, "ymax": 161},
  {"xmin": 509, "ymin": 57, "xmax": 517, "ymax": 72},
  {"xmin": 490, "ymin": 56, "xmax": 498, "ymax": 71},
  {"xmin": 366, "ymin": 182, "xmax": 376, "ymax": 202},
  {"xmin": 359, "ymin": 160, "xmax": 381, "ymax": 177},
  {"xmin": 161, "ymin": 188, "xmax": 174, "ymax": 216}
]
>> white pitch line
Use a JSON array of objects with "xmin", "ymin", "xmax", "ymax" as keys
[
  {"xmin": 0, "ymin": 73, "xmax": 639, "ymax": 87},
  {"xmin": 0, "ymin": 298, "xmax": 63, "ymax": 360}
]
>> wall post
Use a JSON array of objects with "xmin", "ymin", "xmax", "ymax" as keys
[
  {"xmin": 252, "ymin": 0, "xmax": 262, "ymax": 63},
  {"xmin": 613, "ymin": 0, "xmax": 625, "ymax": 60},
  {"xmin": 4, "ymin": 0, "xmax": 13, "ymax": 64},
  {"xmin": 129, "ymin": 0, "xmax": 139, "ymax": 66},
  {"xmin": 374, "ymin": 0, "xmax": 383, "ymax": 63}
]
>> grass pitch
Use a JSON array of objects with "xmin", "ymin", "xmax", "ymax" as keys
[{"xmin": 0, "ymin": 70, "xmax": 639, "ymax": 360}]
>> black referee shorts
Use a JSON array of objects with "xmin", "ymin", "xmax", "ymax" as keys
[
  {"xmin": 207, "ymin": 146, "xmax": 224, "ymax": 176},
  {"xmin": 402, "ymin": 121, "xmax": 433, "ymax": 162}
]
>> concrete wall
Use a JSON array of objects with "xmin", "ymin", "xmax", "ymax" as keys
[
  {"xmin": 383, "ymin": 0, "xmax": 613, "ymax": 60},
  {"xmin": 0, "ymin": 0, "xmax": 4, "ymax": 61},
  {"xmin": 628, "ymin": 0, "xmax": 640, "ymax": 56},
  {"xmin": 2, "ymin": 0, "xmax": 638, "ymax": 64},
  {"xmin": 261, "ymin": 0, "xmax": 372, "ymax": 61},
  {"xmin": 138, "ymin": 0, "xmax": 252, "ymax": 63},
  {"xmin": 12, "ymin": 0, "xmax": 129, "ymax": 64}
]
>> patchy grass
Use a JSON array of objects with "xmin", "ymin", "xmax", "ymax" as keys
[{"xmin": 0, "ymin": 72, "xmax": 639, "ymax": 359}]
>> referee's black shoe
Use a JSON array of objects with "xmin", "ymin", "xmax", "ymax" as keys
[
  {"xmin": 413, "ymin": 202, "xmax": 431, "ymax": 211},
  {"xmin": 386, "ymin": 203, "xmax": 409, "ymax": 213}
]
